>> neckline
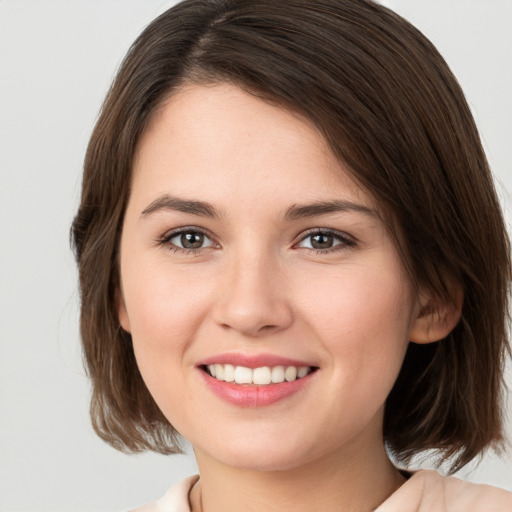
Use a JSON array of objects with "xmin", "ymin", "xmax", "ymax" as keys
[{"xmin": 185, "ymin": 470, "xmax": 416, "ymax": 512}]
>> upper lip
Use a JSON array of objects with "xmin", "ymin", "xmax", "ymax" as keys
[{"xmin": 198, "ymin": 352, "xmax": 316, "ymax": 369}]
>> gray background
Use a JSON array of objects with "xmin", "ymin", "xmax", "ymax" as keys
[{"xmin": 0, "ymin": 1, "xmax": 511, "ymax": 510}]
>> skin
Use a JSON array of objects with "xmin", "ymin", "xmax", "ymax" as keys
[{"xmin": 118, "ymin": 83, "xmax": 459, "ymax": 511}]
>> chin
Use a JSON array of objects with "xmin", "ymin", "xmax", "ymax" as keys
[
  {"xmin": 218, "ymin": 453, "xmax": 310, "ymax": 472},
  {"xmin": 193, "ymin": 432, "xmax": 326, "ymax": 473}
]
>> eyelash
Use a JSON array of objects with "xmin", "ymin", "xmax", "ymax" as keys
[
  {"xmin": 295, "ymin": 228, "xmax": 356, "ymax": 253},
  {"xmin": 157, "ymin": 227, "xmax": 217, "ymax": 255},
  {"xmin": 157, "ymin": 227, "xmax": 356, "ymax": 255}
]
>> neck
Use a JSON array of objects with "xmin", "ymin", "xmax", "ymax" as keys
[{"xmin": 189, "ymin": 437, "xmax": 404, "ymax": 512}]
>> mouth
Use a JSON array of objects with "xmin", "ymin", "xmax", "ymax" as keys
[
  {"xmin": 202, "ymin": 364, "xmax": 316, "ymax": 385},
  {"xmin": 197, "ymin": 353, "xmax": 319, "ymax": 407}
]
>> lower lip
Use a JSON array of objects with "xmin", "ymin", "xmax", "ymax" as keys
[{"xmin": 200, "ymin": 370, "xmax": 315, "ymax": 407}]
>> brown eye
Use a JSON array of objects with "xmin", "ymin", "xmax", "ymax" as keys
[
  {"xmin": 297, "ymin": 230, "xmax": 353, "ymax": 252},
  {"xmin": 181, "ymin": 232, "xmax": 204, "ymax": 249},
  {"xmin": 166, "ymin": 229, "xmax": 215, "ymax": 251},
  {"xmin": 310, "ymin": 233, "xmax": 335, "ymax": 249}
]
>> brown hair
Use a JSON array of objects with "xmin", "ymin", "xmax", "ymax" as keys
[{"xmin": 71, "ymin": 0, "xmax": 511, "ymax": 472}]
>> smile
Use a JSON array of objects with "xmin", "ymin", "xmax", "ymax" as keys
[
  {"xmin": 205, "ymin": 364, "xmax": 313, "ymax": 385},
  {"xmin": 198, "ymin": 354, "xmax": 318, "ymax": 407}
]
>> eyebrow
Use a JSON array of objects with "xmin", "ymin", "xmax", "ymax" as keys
[
  {"xmin": 284, "ymin": 200, "xmax": 377, "ymax": 221},
  {"xmin": 140, "ymin": 194, "xmax": 376, "ymax": 221},
  {"xmin": 141, "ymin": 194, "xmax": 220, "ymax": 218}
]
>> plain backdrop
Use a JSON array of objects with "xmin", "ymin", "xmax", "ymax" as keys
[{"xmin": 0, "ymin": 1, "xmax": 511, "ymax": 511}]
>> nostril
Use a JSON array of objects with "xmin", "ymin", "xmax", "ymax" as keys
[{"xmin": 261, "ymin": 324, "xmax": 279, "ymax": 331}]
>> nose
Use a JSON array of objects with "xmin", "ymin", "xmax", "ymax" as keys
[{"xmin": 212, "ymin": 251, "xmax": 293, "ymax": 337}]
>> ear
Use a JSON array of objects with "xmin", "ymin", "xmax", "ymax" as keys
[
  {"xmin": 117, "ymin": 288, "xmax": 132, "ymax": 333},
  {"xmin": 409, "ymin": 285, "xmax": 463, "ymax": 344}
]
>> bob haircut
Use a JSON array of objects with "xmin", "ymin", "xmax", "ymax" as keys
[{"xmin": 72, "ymin": 0, "xmax": 510, "ymax": 472}]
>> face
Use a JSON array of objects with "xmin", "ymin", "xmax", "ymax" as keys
[{"xmin": 118, "ymin": 83, "xmax": 422, "ymax": 472}]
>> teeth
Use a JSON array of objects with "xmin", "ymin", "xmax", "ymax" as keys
[
  {"xmin": 285, "ymin": 366, "xmax": 297, "ymax": 382},
  {"xmin": 234, "ymin": 366, "xmax": 252, "ymax": 384},
  {"xmin": 206, "ymin": 364, "xmax": 312, "ymax": 385},
  {"xmin": 224, "ymin": 364, "xmax": 235, "ymax": 382},
  {"xmin": 253, "ymin": 366, "xmax": 272, "ymax": 385},
  {"xmin": 297, "ymin": 366, "xmax": 309, "ymax": 378},
  {"xmin": 271, "ymin": 366, "xmax": 285, "ymax": 383},
  {"xmin": 214, "ymin": 364, "xmax": 224, "ymax": 381}
]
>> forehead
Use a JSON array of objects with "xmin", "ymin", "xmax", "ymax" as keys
[{"xmin": 131, "ymin": 83, "xmax": 375, "ymax": 213}]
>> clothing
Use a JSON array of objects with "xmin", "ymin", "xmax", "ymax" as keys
[
  {"xmin": 374, "ymin": 470, "xmax": 512, "ymax": 511},
  {"xmin": 131, "ymin": 470, "xmax": 512, "ymax": 511}
]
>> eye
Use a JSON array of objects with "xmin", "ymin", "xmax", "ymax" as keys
[
  {"xmin": 296, "ymin": 229, "xmax": 355, "ymax": 251},
  {"xmin": 160, "ymin": 228, "xmax": 216, "ymax": 252}
]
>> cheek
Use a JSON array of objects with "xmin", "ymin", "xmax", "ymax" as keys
[
  {"xmin": 295, "ymin": 263, "xmax": 413, "ymax": 380},
  {"xmin": 122, "ymin": 258, "xmax": 213, "ymax": 345},
  {"xmin": 119, "ymin": 258, "xmax": 218, "ymax": 414},
  {"xmin": 299, "ymin": 268, "xmax": 413, "ymax": 436},
  {"xmin": 120, "ymin": 261, "xmax": 218, "ymax": 427}
]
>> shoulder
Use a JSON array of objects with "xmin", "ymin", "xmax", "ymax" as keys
[
  {"xmin": 376, "ymin": 469, "xmax": 512, "ymax": 512},
  {"xmin": 129, "ymin": 475, "xmax": 199, "ymax": 512}
]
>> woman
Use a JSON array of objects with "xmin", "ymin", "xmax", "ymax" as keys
[{"xmin": 72, "ymin": 0, "xmax": 512, "ymax": 510}]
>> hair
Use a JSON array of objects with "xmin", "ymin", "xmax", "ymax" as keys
[{"xmin": 72, "ymin": 0, "xmax": 510, "ymax": 472}]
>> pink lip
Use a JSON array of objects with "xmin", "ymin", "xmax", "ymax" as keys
[
  {"xmin": 198, "ymin": 352, "xmax": 314, "ymax": 369},
  {"xmin": 197, "ymin": 353, "xmax": 318, "ymax": 408},
  {"xmin": 200, "ymin": 371, "xmax": 315, "ymax": 407}
]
